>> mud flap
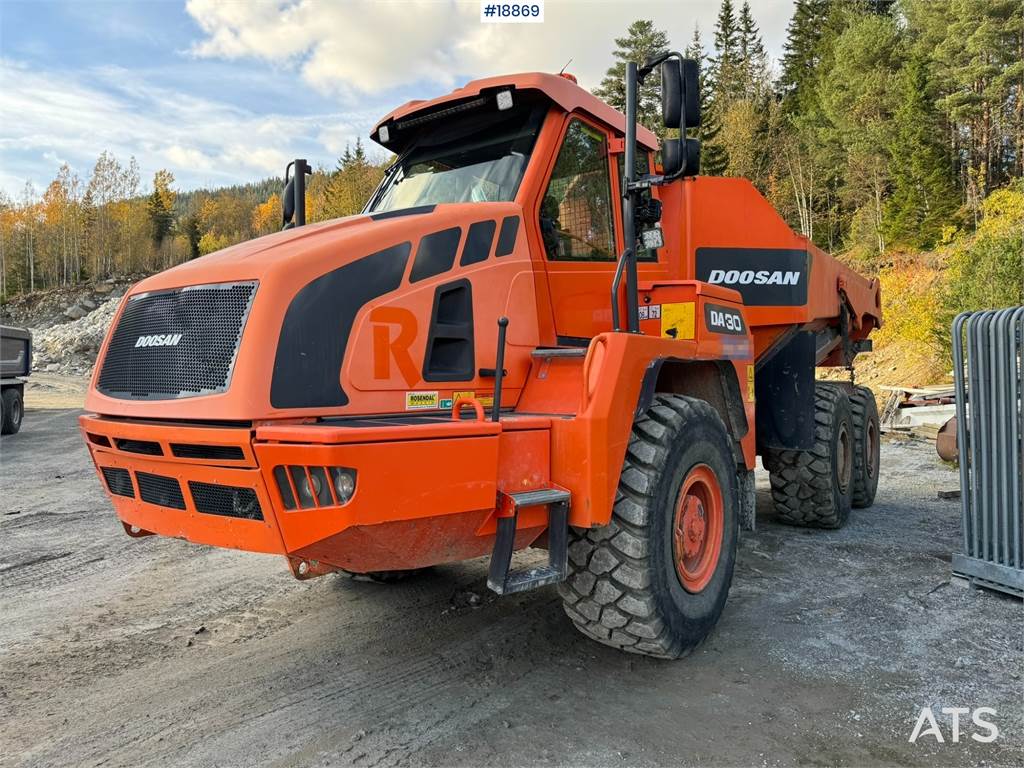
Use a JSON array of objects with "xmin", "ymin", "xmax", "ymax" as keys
[{"xmin": 755, "ymin": 330, "xmax": 815, "ymax": 452}]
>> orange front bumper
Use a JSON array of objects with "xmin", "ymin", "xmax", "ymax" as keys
[{"xmin": 80, "ymin": 413, "xmax": 550, "ymax": 574}]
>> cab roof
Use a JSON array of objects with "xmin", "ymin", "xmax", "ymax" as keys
[{"xmin": 370, "ymin": 72, "xmax": 660, "ymax": 152}]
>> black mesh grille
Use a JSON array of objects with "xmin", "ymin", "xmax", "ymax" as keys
[
  {"xmin": 115, "ymin": 438, "xmax": 163, "ymax": 456},
  {"xmin": 137, "ymin": 472, "xmax": 186, "ymax": 509},
  {"xmin": 101, "ymin": 467, "xmax": 134, "ymax": 497},
  {"xmin": 188, "ymin": 482, "xmax": 263, "ymax": 520},
  {"xmin": 170, "ymin": 443, "xmax": 245, "ymax": 461},
  {"xmin": 97, "ymin": 282, "xmax": 256, "ymax": 400}
]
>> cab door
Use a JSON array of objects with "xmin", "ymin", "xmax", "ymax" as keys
[{"xmin": 535, "ymin": 115, "xmax": 665, "ymax": 342}]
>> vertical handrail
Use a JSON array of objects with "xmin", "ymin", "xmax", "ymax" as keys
[
  {"xmin": 610, "ymin": 248, "xmax": 632, "ymax": 332},
  {"xmin": 492, "ymin": 317, "xmax": 509, "ymax": 422},
  {"xmin": 621, "ymin": 62, "xmax": 640, "ymax": 334}
]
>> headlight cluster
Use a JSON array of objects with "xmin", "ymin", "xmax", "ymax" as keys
[{"xmin": 273, "ymin": 465, "xmax": 357, "ymax": 510}]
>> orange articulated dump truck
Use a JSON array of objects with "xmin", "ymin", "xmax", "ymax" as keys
[{"xmin": 80, "ymin": 54, "xmax": 880, "ymax": 658}]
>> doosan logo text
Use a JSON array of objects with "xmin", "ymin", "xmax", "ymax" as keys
[
  {"xmin": 708, "ymin": 269, "xmax": 801, "ymax": 286},
  {"xmin": 135, "ymin": 333, "xmax": 182, "ymax": 348}
]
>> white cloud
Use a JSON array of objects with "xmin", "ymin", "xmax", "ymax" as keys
[
  {"xmin": 0, "ymin": 58, "xmax": 379, "ymax": 195},
  {"xmin": 185, "ymin": 0, "xmax": 795, "ymax": 96}
]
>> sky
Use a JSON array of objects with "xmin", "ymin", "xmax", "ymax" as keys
[{"xmin": 0, "ymin": 0, "xmax": 795, "ymax": 198}]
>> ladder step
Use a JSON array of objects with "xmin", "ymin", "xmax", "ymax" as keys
[
  {"xmin": 508, "ymin": 488, "xmax": 570, "ymax": 508},
  {"xmin": 501, "ymin": 566, "xmax": 565, "ymax": 594},
  {"xmin": 487, "ymin": 488, "xmax": 569, "ymax": 596}
]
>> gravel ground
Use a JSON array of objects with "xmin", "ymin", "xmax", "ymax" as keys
[{"xmin": 1, "ymin": 408, "xmax": 1021, "ymax": 768}]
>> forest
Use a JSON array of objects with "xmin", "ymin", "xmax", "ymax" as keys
[{"xmin": 1, "ymin": 0, "xmax": 1021, "ymax": 372}]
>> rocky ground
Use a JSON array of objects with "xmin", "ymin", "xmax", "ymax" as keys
[
  {"xmin": 1, "ymin": 279, "xmax": 138, "ymax": 377},
  {"xmin": 1, "ymin": 411, "xmax": 1021, "ymax": 768}
]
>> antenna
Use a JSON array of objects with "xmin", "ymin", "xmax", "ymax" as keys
[{"xmin": 558, "ymin": 57, "xmax": 573, "ymax": 75}]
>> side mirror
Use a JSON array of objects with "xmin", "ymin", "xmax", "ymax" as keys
[
  {"xmin": 661, "ymin": 138, "xmax": 701, "ymax": 178},
  {"xmin": 683, "ymin": 137, "xmax": 701, "ymax": 176},
  {"xmin": 682, "ymin": 59, "xmax": 700, "ymax": 129},
  {"xmin": 662, "ymin": 138, "xmax": 683, "ymax": 175},
  {"xmin": 281, "ymin": 159, "xmax": 310, "ymax": 230},
  {"xmin": 661, "ymin": 60, "xmax": 683, "ymax": 129},
  {"xmin": 281, "ymin": 174, "xmax": 296, "ymax": 229},
  {"xmin": 661, "ymin": 58, "xmax": 702, "ymax": 130}
]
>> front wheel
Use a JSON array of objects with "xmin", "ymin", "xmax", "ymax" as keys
[{"xmin": 558, "ymin": 395, "xmax": 739, "ymax": 659}]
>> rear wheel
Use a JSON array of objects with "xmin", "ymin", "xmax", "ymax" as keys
[
  {"xmin": 766, "ymin": 383, "xmax": 854, "ymax": 529},
  {"xmin": 1, "ymin": 388, "xmax": 23, "ymax": 435},
  {"xmin": 558, "ymin": 395, "xmax": 738, "ymax": 659},
  {"xmin": 850, "ymin": 385, "xmax": 880, "ymax": 508}
]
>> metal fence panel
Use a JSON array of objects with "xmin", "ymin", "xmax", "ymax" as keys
[{"xmin": 951, "ymin": 307, "xmax": 1024, "ymax": 597}]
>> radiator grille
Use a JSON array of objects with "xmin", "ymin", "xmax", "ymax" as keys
[
  {"xmin": 101, "ymin": 467, "xmax": 134, "ymax": 498},
  {"xmin": 188, "ymin": 481, "xmax": 263, "ymax": 520},
  {"xmin": 137, "ymin": 472, "xmax": 186, "ymax": 510},
  {"xmin": 97, "ymin": 282, "xmax": 256, "ymax": 400}
]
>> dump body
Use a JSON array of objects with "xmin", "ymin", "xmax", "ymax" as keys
[{"xmin": 81, "ymin": 72, "xmax": 879, "ymax": 578}]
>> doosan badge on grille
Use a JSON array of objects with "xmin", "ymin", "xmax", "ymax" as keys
[{"xmin": 134, "ymin": 333, "xmax": 182, "ymax": 348}]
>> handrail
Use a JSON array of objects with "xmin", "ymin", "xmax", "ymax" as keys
[{"xmin": 610, "ymin": 248, "xmax": 632, "ymax": 332}]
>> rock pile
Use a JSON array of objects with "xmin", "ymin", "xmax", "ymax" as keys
[
  {"xmin": 1, "ymin": 279, "xmax": 138, "ymax": 377},
  {"xmin": 31, "ymin": 296, "xmax": 123, "ymax": 376}
]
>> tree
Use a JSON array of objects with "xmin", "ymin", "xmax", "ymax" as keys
[
  {"xmin": 685, "ymin": 26, "xmax": 728, "ymax": 175},
  {"xmin": 147, "ymin": 170, "xmax": 176, "ymax": 248},
  {"xmin": 251, "ymin": 193, "xmax": 282, "ymax": 236},
  {"xmin": 778, "ymin": 0, "xmax": 832, "ymax": 114},
  {"xmin": 884, "ymin": 54, "xmax": 960, "ymax": 248},
  {"xmin": 322, "ymin": 141, "xmax": 386, "ymax": 219},
  {"xmin": 817, "ymin": 10, "xmax": 904, "ymax": 257},
  {"xmin": 709, "ymin": 0, "xmax": 742, "ymax": 105},
  {"xmin": 593, "ymin": 19, "xmax": 671, "ymax": 135},
  {"xmin": 737, "ymin": 1, "xmax": 769, "ymax": 99}
]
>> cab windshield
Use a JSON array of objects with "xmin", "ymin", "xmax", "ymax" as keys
[{"xmin": 367, "ymin": 93, "xmax": 548, "ymax": 213}]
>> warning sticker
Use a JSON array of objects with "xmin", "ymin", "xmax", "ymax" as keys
[
  {"xmin": 638, "ymin": 304, "xmax": 662, "ymax": 321},
  {"xmin": 453, "ymin": 390, "xmax": 475, "ymax": 402},
  {"xmin": 661, "ymin": 302, "xmax": 695, "ymax": 340},
  {"xmin": 405, "ymin": 391, "xmax": 439, "ymax": 410},
  {"xmin": 747, "ymin": 365, "xmax": 756, "ymax": 402}
]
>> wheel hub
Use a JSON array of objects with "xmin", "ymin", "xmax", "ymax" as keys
[{"xmin": 672, "ymin": 464, "xmax": 724, "ymax": 594}]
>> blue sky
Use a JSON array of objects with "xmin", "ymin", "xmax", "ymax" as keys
[{"xmin": 0, "ymin": 0, "xmax": 794, "ymax": 198}]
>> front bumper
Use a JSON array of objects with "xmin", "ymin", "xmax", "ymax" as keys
[{"xmin": 80, "ymin": 413, "xmax": 549, "ymax": 574}]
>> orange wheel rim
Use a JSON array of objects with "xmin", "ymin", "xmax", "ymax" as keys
[{"xmin": 672, "ymin": 464, "xmax": 724, "ymax": 593}]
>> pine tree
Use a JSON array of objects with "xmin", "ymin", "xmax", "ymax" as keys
[
  {"xmin": 593, "ymin": 19, "xmax": 671, "ymax": 135},
  {"xmin": 884, "ymin": 54, "xmax": 959, "ymax": 248},
  {"xmin": 737, "ymin": 1, "xmax": 769, "ymax": 98},
  {"xmin": 710, "ymin": 0, "xmax": 742, "ymax": 104},
  {"xmin": 686, "ymin": 26, "xmax": 728, "ymax": 175},
  {"xmin": 778, "ymin": 0, "xmax": 831, "ymax": 113}
]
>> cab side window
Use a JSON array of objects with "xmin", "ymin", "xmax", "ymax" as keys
[{"xmin": 540, "ymin": 119, "xmax": 616, "ymax": 261}]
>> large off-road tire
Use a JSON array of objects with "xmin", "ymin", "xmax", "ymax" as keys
[
  {"xmin": 558, "ymin": 395, "xmax": 739, "ymax": 659},
  {"xmin": 849, "ymin": 385, "xmax": 880, "ymax": 508},
  {"xmin": 767, "ymin": 383, "xmax": 854, "ymax": 529},
  {"xmin": 1, "ymin": 388, "xmax": 23, "ymax": 435}
]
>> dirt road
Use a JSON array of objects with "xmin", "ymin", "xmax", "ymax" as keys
[{"xmin": 2, "ymin": 408, "xmax": 1021, "ymax": 767}]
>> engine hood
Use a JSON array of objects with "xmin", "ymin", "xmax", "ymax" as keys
[{"xmin": 85, "ymin": 203, "xmax": 538, "ymax": 421}]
